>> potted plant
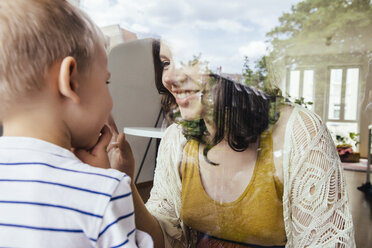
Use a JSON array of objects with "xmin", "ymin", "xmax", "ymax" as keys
[{"xmin": 335, "ymin": 132, "xmax": 360, "ymax": 163}]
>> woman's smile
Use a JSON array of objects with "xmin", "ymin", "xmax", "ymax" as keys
[{"xmin": 173, "ymin": 89, "xmax": 201, "ymax": 106}]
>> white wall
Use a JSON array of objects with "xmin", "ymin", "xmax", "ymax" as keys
[{"xmin": 108, "ymin": 39, "xmax": 161, "ymax": 183}]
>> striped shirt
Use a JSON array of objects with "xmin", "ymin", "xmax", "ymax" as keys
[{"xmin": 0, "ymin": 136, "xmax": 152, "ymax": 247}]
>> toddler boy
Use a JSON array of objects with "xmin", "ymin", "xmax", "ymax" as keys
[{"xmin": 0, "ymin": 0, "xmax": 151, "ymax": 247}]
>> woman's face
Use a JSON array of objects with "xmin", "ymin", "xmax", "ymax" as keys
[{"xmin": 159, "ymin": 43, "xmax": 206, "ymax": 120}]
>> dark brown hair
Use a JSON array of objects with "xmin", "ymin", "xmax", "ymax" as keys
[
  {"xmin": 208, "ymin": 74, "xmax": 270, "ymax": 152},
  {"xmin": 152, "ymin": 39, "xmax": 178, "ymax": 124}
]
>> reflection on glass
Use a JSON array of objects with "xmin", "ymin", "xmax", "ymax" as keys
[
  {"xmin": 289, "ymin": 70, "xmax": 300, "ymax": 99},
  {"xmin": 345, "ymin": 68, "xmax": 359, "ymax": 120},
  {"xmin": 327, "ymin": 121, "xmax": 358, "ymax": 135},
  {"xmin": 327, "ymin": 68, "xmax": 360, "ymax": 134},
  {"xmin": 303, "ymin": 70, "xmax": 314, "ymax": 110},
  {"xmin": 328, "ymin": 69, "xmax": 343, "ymax": 120}
]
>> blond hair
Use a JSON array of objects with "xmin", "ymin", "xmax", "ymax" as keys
[{"xmin": 0, "ymin": 0, "xmax": 104, "ymax": 114}]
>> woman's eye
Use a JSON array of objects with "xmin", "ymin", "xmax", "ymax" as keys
[
  {"xmin": 161, "ymin": 61, "xmax": 170, "ymax": 68},
  {"xmin": 106, "ymin": 81, "xmax": 110, "ymax": 85}
]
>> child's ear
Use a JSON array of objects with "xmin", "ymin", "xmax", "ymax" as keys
[{"xmin": 58, "ymin": 56, "xmax": 80, "ymax": 104}]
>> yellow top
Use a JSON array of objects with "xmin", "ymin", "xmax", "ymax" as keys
[{"xmin": 181, "ymin": 131, "xmax": 286, "ymax": 247}]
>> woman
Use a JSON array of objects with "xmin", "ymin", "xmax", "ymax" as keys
[{"xmin": 143, "ymin": 40, "xmax": 355, "ymax": 247}]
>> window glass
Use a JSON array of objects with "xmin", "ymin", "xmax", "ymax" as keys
[
  {"xmin": 303, "ymin": 70, "xmax": 314, "ymax": 106},
  {"xmin": 345, "ymin": 68, "xmax": 359, "ymax": 120},
  {"xmin": 328, "ymin": 69, "xmax": 343, "ymax": 120},
  {"xmin": 289, "ymin": 70, "xmax": 300, "ymax": 99}
]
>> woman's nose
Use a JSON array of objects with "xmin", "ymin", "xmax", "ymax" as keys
[{"xmin": 163, "ymin": 67, "xmax": 186, "ymax": 87}]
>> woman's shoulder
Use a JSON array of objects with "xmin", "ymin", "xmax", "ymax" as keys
[
  {"xmin": 277, "ymin": 104, "xmax": 294, "ymax": 122},
  {"xmin": 272, "ymin": 104, "xmax": 294, "ymax": 135},
  {"xmin": 272, "ymin": 103, "xmax": 326, "ymax": 147},
  {"xmin": 163, "ymin": 123, "xmax": 183, "ymax": 139},
  {"xmin": 277, "ymin": 103, "xmax": 323, "ymax": 130},
  {"xmin": 161, "ymin": 123, "xmax": 187, "ymax": 148}
]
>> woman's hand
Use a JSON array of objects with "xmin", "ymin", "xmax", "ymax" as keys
[{"xmin": 73, "ymin": 125, "xmax": 112, "ymax": 169}]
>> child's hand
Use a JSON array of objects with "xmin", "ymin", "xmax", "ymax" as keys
[
  {"xmin": 106, "ymin": 115, "xmax": 135, "ymax": 179},
  {"xmin": 107, "ymin": 132, "xmax": 135, "ymax": 179},
  {"xmin": 73, "ymin": 125, "xmax": 112, "ymax": 169}
]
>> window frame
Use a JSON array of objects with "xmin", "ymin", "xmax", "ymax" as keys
[
  {"xmin": 325, "ymin": 65, "xmax": 362, "ymax": 126},
  {"xmin": 286, "ymin": 67, "xmax": 316, "ymax": 109}
]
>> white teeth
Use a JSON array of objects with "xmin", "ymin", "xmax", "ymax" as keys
[{"xmin": 176, "ymin": 92, "xmax": 194, "ymax": 99}]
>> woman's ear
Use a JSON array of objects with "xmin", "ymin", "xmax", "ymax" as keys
[{"xmin": 58, "ymin": 56, "xmax": 80, "ymax": 104}]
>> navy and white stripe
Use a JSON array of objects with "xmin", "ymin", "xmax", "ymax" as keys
[
  {"xmin": 0, "ymin": 136, "xmax": 151, "ymax": 247},
  {"xmin": 0, "ymin": 161, "xmax": 122, "ymax": 181}
]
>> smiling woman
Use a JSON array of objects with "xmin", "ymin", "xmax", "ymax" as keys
[{"xmin": 136, "ymin": 39, "xmax": 355, "ymax": 247}]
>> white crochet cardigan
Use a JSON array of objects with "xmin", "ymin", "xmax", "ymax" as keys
[{"xmin": 146, "ymin": 105, "xmax": 355, "ymax": 247}]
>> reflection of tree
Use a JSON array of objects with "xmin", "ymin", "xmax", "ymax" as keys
[
  {"xmin": 242, "ymin": 56, "xmax": 267, "ymax": 88},
  {"xmin": 265, "ymin": 0, "xmax": 372, "ymax": 115},
  {"xmin": 264, "ymin": 0, "xmax": 372, "ymax": 162},
  {"xmin": 245, "ymin": 0, "xmax": 372, "ymax": 99},
  {"xmin": 267, "ymin": 0, "xmax": 372, "ymax": 56},
  {"xmin": 242, "ymin": 56, "xmax": 283, "ymax": 98}
]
